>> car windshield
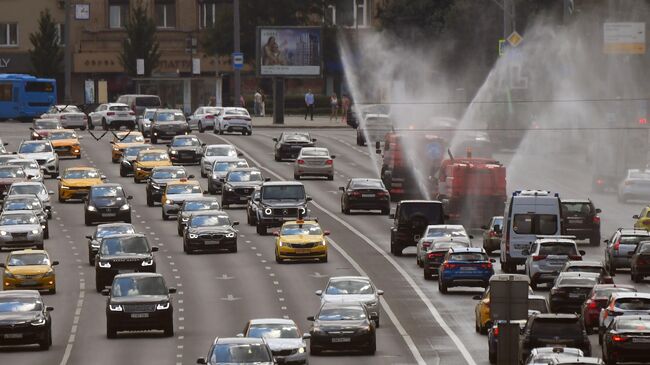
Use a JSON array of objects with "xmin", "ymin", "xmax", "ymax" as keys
[
  {"xmin": 172, "ymin": 138, "xmax": 200, "ymax": 147},
  {"xmin": 301, "ymin": 149, "xmax": 329, "ymax": 157},
  {"xmin": 183, "ymin": 201, "xmax": 220, "ymax": 211},
  {"xmin": 48, "ymin": 131, "xmax": 77, "ymax": 140},
  {"xmin": 326, "ymin": 280, "xmax": 374, "ymax": 295},
  {"xmin": 35, "ymin": 121, "xmax": 59, "ymax": 129},
  {"xmin": 262, "ymin": 185, "xmax": 305, "ymax": 200},
  {"xmin": 64, "ymin": 169, "xmax": 99, "ymax": 179},
  {"xmin": 529, "ymin": 298, "xmax": 549, "ymax": 313},
  {"xmin": 594, "ymin": 287, "xmax": 636, "ymax": 299},
  {"xmin": 124, "ymin": 146, "xmax": 149, "ymax": 157},
  {"xmin": 118, "ymin": 134, "xmax": 145, "ymax": 143},
  {"xmin": 557, "ymin": 277, "xmax": 598, "ymax": 287},
  {"xmin": 0, "ymin": 167, "xmax": 25, "ymax": 178},
  {"xmin": 166, "ymin": 184, "xmax": 201, "ymax": 195},
  {"xmin": 615, "ymin": 298, "xmax": 650, "ymax": 310},
  {"xmin": 350, "ymin": 179, "xmax": 384, "ymax": 189},
  {"xmin": 426, "ymin": 227, "xmax": 467, "ymax": 238},
  {"xmin": 616, "ymin": 318, "xmax": 650, "ymax": 331},
  {"xmin": 227, "ymin": 171, "xmax": 262, "ymax": 182},
  {"xmin": 4, "ymin": 199, "xmax": 40, "ymax": 211},
  {"xmin": 140, "ymin": 152, "xmax": 169, "ymax": 162},
  {"xmin": 0, "ymin": 298, "xmax": 41, "ymax": 312},
  {"xmin": 144, "ymin": 111, "xmax": 154, "ymax": 119},
  {"xmin": 430, "ymin": 241, "xmax": 469, "ymax": 251},
  {"xmin": 111, "ymin": 276, "xmax": 167, "ymax": 297},
  {"xmin": 203, "ymin": 107, "xmax": 221, "ymax": 115},
  {"xmin": 101, "ymin": 236, "xmax": 150, "ymax": 255},
  {"xmin": 189, "ymin": 215, "xmax": 229, "ymax": 227},
  {"xmin": 92, "ymin": 186, "xmax": 123, "ymax": 198},
  {"xmin": 225, "ymin": 109, "xmax": 249, "ymax": 116},
  {"xmin": 136, "ymin": 97, "xmax": 160, "ymax": 107},
  {"xmin": 637, "ymin": 243, "xmax": 650, "ymax": 254},
  {"xmin": 248, "ymin": 324, "xmax": 300, "ymax": 339},
  {"xmin": 281, "ymin": 223, "xmax": 322, "ymax": 236},
  {"xmin": 214, "ymin": 161, "xmax": 247, "ymax": 172},
  {"xmin": 156, "ymin": 112, "xmax": 184, "ymax": 122},
  {"xmin": 9, "ymin": 185, "xmax": 44, "ymax": 196},
  {"xmin": 629, "ymin": 171, "xmax": 650, "ymax": 179},
  {"xmin": 539, "ymin": 242, "xmax": 577, "ymax": 256},
  {"xmin": 209, "ymin": 343, "xmax": 272, "ymax": 363},
  {"xmin": 151, "ymin": 169, "xmax": 185, "ymax": 179},
  {"xmin": 562, "ymin": 202, "xmax": 592, "ymax": 216},
  {"xmin": 19, "ymin": 143, "xmax": 53, "ymax": 153},
  {"xmin": 448, "ymin": 252, "xmax": 488, "ymax": 261},
  {"xmin": 565, "ymin": 265, "xmax": 602, "ymax": 274},
  {"xmin": 0, "ymin": 214, "xmax": 37, "ymax": 225},
  {"xmin": 9, "ymin": 161, "xmax": 39, "ymax": 170},
  {"xmin": 318, "ymin": 307, "xmax": 366, "ymax": 321},
  {"xmin": 59, "ymin": 105, "xmax": 81, "ymax": 113},
  {"xmin": 283, "ymin": 133, "xmax": 310, "ymax": 142},
  {"xmin": 399, "ymin": 203, "xmax": 443, "ymax": 222},
  {"xmin": 109, "ymin": 105, "xmax": 130, "ymax": 111},
  {"xmin": 8, "ymin": 253, "xmax": 49, "ymax": 266},
  {"xmin": 531, "ymin": 319, "xmax": 582, "ymax": 337},
  {"xmin": 205, "ymin": 146, "xmax": 237, "ymax": 157},
  {"xmin": 96, "ymin": 225, "xmax": 135, "ymax": 238}
]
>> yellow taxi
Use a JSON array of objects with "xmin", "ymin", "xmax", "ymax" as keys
[
  {"xmin": 45, "ymin": 129, "xmax": 82, "ymax": 159},
  {"xmin": 161, "ymin": 179, "xmax": 204, "ymax": 220},
  {"xmin": 1, "ymin": 249, "xmax": 59, "ymax": 294},
  {"xmin": 474, "ymin": 285, "xmax": 534, "ymax": 334},
  {"xmin": 111, "ymin": 131, "xmax": 146, "ymax": 162},
  {"xmin": 57, "ymin": 166, "xmax": 105, "ymax": 202},
  {"xmin": 633, "ymin": 206, "xmax": 650, "ymax": 230},
  {"xmin": 274, "ymin": 219, "xmax": 329, "ymax": 263},
  {"xmin": 133, "ymin": 149, "xmax": 172, "ymax": 183}
]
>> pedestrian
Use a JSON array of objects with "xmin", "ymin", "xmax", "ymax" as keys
[
  {"xmin": 260, "ymin": 91, "xmax": 266, "ymax": 117},
  {"xmin": 240, "ymin": 95, "xmax": 245, "ymax": 108},
  {"xmin": 304, "ymin": 89, "xmax": 314, "ymax": 121},
  {"xmin": 253, "ymin": 89, "xmax": 262, "ymax": 116},
  {"xmin": 341, "ymin": 94, "xmax": 351, "ymax": 124},
  {"xmin": 329, "ymin": 93, "xmax": 339, "ymax": 121}
]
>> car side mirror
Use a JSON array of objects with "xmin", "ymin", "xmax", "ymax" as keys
[
  {"xmin": 85, "ymin": 235, "xmax": 92, "ymax": 239},
  {"xmin": 169, "ymin": 287, "xmax": 177, "ymax": 294},
  {"xmin": 306, "ymin": 196, "xmax": 312, "ymax": 202},
  {"xmin": 596, "ymin": 208, "xmax": 602, "ymax": 214},
  {"xmin": 188, "ymin": 174, "xmax": 195, "ymax": 179},
  {"xmin": 494, "ymin": 225, "xmax": 501, "ymax": 233},
  {"xmin": 254, "ymin": 197, "xmax": 260, "ymax": 202},
  {"xmin": 302, "ymin": 333, "xmax": 311, "ymax": 340},
  {"xmin": 273, "ymin": 231, "xmax": 279, "ymax": 236},
  {"xmin": 203, "ymin": 191, "xmax": 210, "ymax": 195},
  {"xmin": 331, "ymin": 155, "xmax": 336, "ymax": 159},
  {"xmin": 2, "ymin": 142, "xmax": 7, "ymax": 146},
  {"xmin": 264, "ymin": 177, "xmax": 271, "ymax": 182},
  {"xmin": 197, "ymin": 358, "xmax": 207, "ymax": 365},
  {"xmin": 579, "ymin": 250, "xmax": 586, "ymax": 256},
  {"xmin": 101, "ymin": 289, "xmax": 110, "ymax": 296},
  {"xmin": 468, "ymin": 235, "xmax": 474, "ymax": 239},
  {"xmin": 166, "ymin": 144, "xmax": 171, "ymax": 147},
  {"xmin": 377, "ymin": 289, "xmax": 384, "ymax": 296},
  {"xmin": 48, "ymin": 191, "xmax": 54, "ymax": 195},
  {"xmin": 604, "ymin": 239, "xmax": 610, "ymax": 244},
  {"xmin": 237, "ymin": 152, "xmax": 243, "ymax": 157},
  {"xmin": 315, "ymin": 290, "xmax": 323, "ymax": 296},
  {"xmin": 219, "ymin": 178, "xmax": 225, "ymax": 182},
  {"xmin": 389, "ymin": 213, "xmax": 395, "ymax": 219},
  {"xmin": 127, "ymin": 195, "xmax": 133, "ymax": 200},
  {"xmin": 52, "ymin": 260, "xmax": 59, "ymax": 266},
  {"xmin": 323, "ymin": 230, "xmax": 330, "ymax": 236},
  {"xmin": 307, "ymin": 316, "xmax": 315, "ymax": 321},
  {"xmin": 232, "ymin": 221, "xmax": 239, "ymax": 226},
  {"xmin": 56, "ymin": 176, "xmax": 61, "ymax": 180},
  {"xmin": 338, "ymin": 187, "xmax": 345, "ymax": 191},
  {"xmin": 236, "ymin": 333, "xmax": 244, "ymax": 338},
  {"xmin": 312, "ymin": 138, "xmax": 317, "ymax": 142},
  {"xmin": 151, "ymin": 247, "xmax": 159, "ymax": 252},
  {"xmin": 11, "ymin": 152, "xmax": 16, "ymax": 154},
  {"xmin": 100, "ymin": 175, "xmax": 107, "ymax": 180},
  {"xmin": 272, "ymin": 138, "xmax": 278, "ymax": 142},
  {"xmin": 490, "ymin": 258, "xmax": 496, "ymax": 263},
  {"xmin": 633, "ymin": 215, "xmax": 640, "ymax": 219},
  {"xmin": 369, "ymin": 314, "xmax": 379, "ymax": 322},
  {"xmin": 201, "ymin": 143, "xmax": 206, "ymax": 147}
]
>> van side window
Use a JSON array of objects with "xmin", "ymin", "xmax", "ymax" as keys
[
  {"xmin": 513, "ymin": 214, "xmax": 533, "ymax": 234},
  {"xmin": 537, "ymin": 215, "xmax": 558, "ymax": 234},
  {"xmin": 513, "ymin": 214, "xmax": 557, "ymax": 235}
]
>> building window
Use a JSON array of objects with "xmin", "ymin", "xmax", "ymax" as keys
[
  {"xmin": 108, "ymin": 1, "xmax": 129, "ymax": 29},
  {"xmin": 326, "ymin": 0, "xmax": 371, "ymax": 28},
  {"xmin": 56, "ymin": 24, "xmax": 64, "ymax": 46},
  {"xmin": 156, "ymin": 0, "xmax": 176, "ymax": 29},
  {"xmin": 0, "ymin": 23, "xmax": 18, "ymax": 46},
  {"xmin": 199, "ymin": 1, "xmax": 217, "ymax": 28}
]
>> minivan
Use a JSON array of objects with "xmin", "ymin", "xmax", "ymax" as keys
[
  {"xmin": 116, "ymin": 94, "xmax": 162, "ymax": 116},
  {"xmin": 500, "ymin": 190, "xmax": 562, "ymax": 273}
]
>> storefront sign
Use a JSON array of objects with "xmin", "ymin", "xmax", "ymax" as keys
[
  {"xmin": 0, "ymin": 58, "xmax": 10, "ymax": 68},
  {"xmin": 0, "ymin": 53, "xmax": 31, "ymax": 72}
]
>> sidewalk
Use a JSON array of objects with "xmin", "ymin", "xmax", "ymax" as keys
[{"xmin": 251, "ymin": 115, "xmax": 351, "ymax": 129}]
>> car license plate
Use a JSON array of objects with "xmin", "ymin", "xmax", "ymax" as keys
[
  {"xmin": 21, "ymin": 280, "xmax": 38, "ymax": 286},
  {"xmin": 295, "ymin": 248, "xmax": 311, "ymax": 254},
  {"xmin": 119, "ymin": 113, "xmax": 128, "ymax": 117},
  {"xmin": 205, "ymin": 240, "xmax": 220, "ymax": 245},
  {"xmin": 460, "ymin": 267, "xmax": 476, "ymax": 271},
  {"xmin": 240, "ymin": 196, "xmax": 249, "ymax": 200},
  {"xmin": 101, "ymin": 213, "xmax": 117, "ymax": 217},
  {"xmin": 362, "ymin": 194, "xmax": 374, "ymax": 198},
  {"xmin": 4, "ymin": 333, "xmax": 22, "ymax": 339},
  {"xmin": 131, "ymin": 313, "xmax": 149, "ymax": 318},
  {"xmin": 119, "ymin": 270, "xmax": 134, "ymax": 274},
  {"xmin": 569, "ymin": 293, "xmax": 581, "ymax": 299},
  {"xmin": 332, "ymin": 337, "xmax": 351, "ymax": 343},
  {"xmin": 633, "ymin": 338, "xmax": 650, "ymax": 343}
]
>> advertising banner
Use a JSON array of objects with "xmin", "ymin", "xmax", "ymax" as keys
[{"xmin": 257, "ymin": 27, "xmax": 322, "ymax": 77}]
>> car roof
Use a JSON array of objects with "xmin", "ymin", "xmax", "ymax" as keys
[
  {"xmin": 228, "ymin": 167, "xmax": 260, "ymax": 172},
  {"xmin": 102, "ymin": 233, "xmax": 146, "ymax": 239},
  {"xmin": 64, "ymin": 166, "xmax": 97, "ymax": 171},
  {"xmin": 612, "ymin": 292, "xmax": 650, "ymax": 300},
  {"xmin": 10, "ymin": 249, "xmax": 47, "ymax": 255},
  {"xmin": 20, "ymin": 140, "xmax": 51, "ymax": 144},
  {"xmin": 429, "ymin": 236, "xmax": 471, "ymax": 244},
  {"xmin": 263, "ymin": 181, "xmax": 304, "ymax": 187},
  {"xmin": 97, "ymin": 223, "xmax": 134, "ymax": 229},
  {"xmin": 448, "ymin": 246, "xmax": 485, "ymax": 253},
  {"xmin": 564, "ymin": 260, "xmax": 602, "ymax": 267},
  {"xmin": 215, "ymin": 337, "xmax": 266, "ymax": 345},
  {"xmin": 426, "ymin": 224, "xmax": 465, "ymax": 230},
  {"xmin": 531, "ymin": 347, "xmax": 583, "ymax": 355},
  {"xmin": 206, "ymin": 144, "xmax": 235, "ymax": 148},
  {"xmin": 189, "ymin": 210, "xmax": 228, "ymax": 217},
  {"xmin": 115, "ymin": 131, "xmax": 142, "ymax": 136},
  {"xmin": 0, "ymin": 290, "xmax": 42, "ymax": 298},
  {"xmin": 4, "ymin": 194, "xmax": 40, "ymax": 200},
  {"xmin": 557, "ymin": 272, "xmax": 600, "ymax": 279},
  {"xmin": 329, "ymin": 276, "xmax": 370, "ymax": 282},
  {"xmin": 249, "ymin": 318, "xmax": 296, "ymax": 325},
  {"xmin": 321, "ymin": 301, "xmax": 366, "ymax": 310},
  {"xmin": 152, "ymin": 166, "xmax": 185, "ymax": 171},
  {"xmin": 561, "ymin": 199, "xmax": 591, "ymax": 204},
  {"xmin": 106, "ymin": 102, "xmax": 129, "ymax": 106},
  {"xmin": 9, "ymin": 182, "xmax": 43, "ymax": 186},
  {"xmin": 113, "ymin": 272, "xmax": 162, "ymax": 279},
  {"xmin": 91, "ymin": 183, "xmax": 122, "ymax": 188},
  {"xmin": 172, "ymin": 135, "xmax": 198, "ymax": 139},
  {"xmin": 592, "ymin": 283, "xmax": 636, "ymax": 290},
  {"xmin": 1, "ymin": 210, "xmax": 37, "ymax": 216},
  {"xmin": 155, "ymin": 109, "xmax": 183, "ymax": 113},
  {"xmin": 167, "ymin": 179, "xmax": 200, "ymax": 186},
  {"xmin": 619, "ymin": 228, "xmax": 650, "ymax": 236},
  {"xmin": 536, "ymin": 238, "xmax": 577, "ymax": 244},
  {"xmin": 553, "ymin": 357, "xmax": 604, "ymax": 365},
  {"xmin": 532, "ymin": 313, "xmax": 580, "ymax": 320}
]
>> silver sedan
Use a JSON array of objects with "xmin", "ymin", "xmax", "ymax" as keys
[
  {"xmin": 316, "ymin": 276, "xmax": 383, "ymax": 326},
  {"xmin": 0, "ymin": 211, "xmax": 44, "ymax": 249},
  {"xmin": 293, "ymin": 147, "xmax": 335, "ymax": 180}
]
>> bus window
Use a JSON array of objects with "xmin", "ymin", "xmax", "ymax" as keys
[
  {"xmin": 0, "ymin": 83, "xmax": 11, "ymax": 101},
  {"xmin": 25, "ymin": 82, "xmax": 54, "ymax": 93}
]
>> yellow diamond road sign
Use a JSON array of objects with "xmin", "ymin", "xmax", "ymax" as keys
[{"xmin": 507, "ymin": 31, "xmax": 523, "ymax": 48}]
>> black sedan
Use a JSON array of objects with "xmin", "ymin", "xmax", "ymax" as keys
[
  {"xmin": 102, "ymin": 273, "xmax": 175, "ymax": 338},
  {"xmin": 84, "ymin": 184, "xmax": 133, "ymax": 226},
  {"xmin": 85, "ymin": 223, "xmax": 136, "ymax": 265},
  {"xmin": 221, "ymin": 168, "xmax": 266, "ymax": 208},
  {"xmin": 176, "ymin": 197, "xmax": 221, "ymax": 236},
  {"xmin": 307, "ymin": 302, "xmax": 376, "ymax": 355},
  {"xmin": 339, "ymin": 178, "xmax": 390, "ymax": 215},
  {"xmin": 631, "ymin": 241, "xmax": 650, "ymax": 282},
  {"xmin": 145, "ymin": 166, "xmax": 189, "ymax": 206},
  {"xmin": 167, "ymin": 135, "xmax": 204, "ymax": 164},
  {"xmin": 94, "ymin": 234, "xmax": 158, "ymax": 291},
  {"xmin": 273, "ymin": 132, "xmax": 316, "ymax": 161},
  {"xmin": 119, "ymin": 144, "xmax": 152, "ymax": 177},
  {"xmin": 182, "ymin": 212, "xmax": 238, "ymax": 254},
  {"xmin": 0, "ymin": 290, "xmax": 53, "ymax": 350},
  {"xmin": 602, "ymin": 315, "xmax": 650, "ymax": 365},
  {"xmin": 549, "ymin": 272, "xmax": 600, "ymax": 313}
]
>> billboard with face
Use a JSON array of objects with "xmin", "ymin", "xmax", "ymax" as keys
[{"xmin": 257, "ymin": 27, "xmax": 322, "ymax": 77}]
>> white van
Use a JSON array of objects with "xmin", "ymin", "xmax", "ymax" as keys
[{"xmin": 500, "ymin": 190, "xmax": 562, "ymax": 273}]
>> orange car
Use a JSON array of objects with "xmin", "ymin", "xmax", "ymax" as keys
[
  {"xmin": 111, "ymin": 131, "xmax": 146, "ymax": 163},
  {"xmin": 46, "ymin": 129, "xmax": 82, "ymax": 159}
]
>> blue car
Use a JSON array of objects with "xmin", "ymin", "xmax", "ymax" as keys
[{"xmin": 438, "ymin": 247, "xmax": 494, "ymax": 294}]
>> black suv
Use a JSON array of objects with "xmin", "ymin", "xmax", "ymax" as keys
[
  {"xmin": 389, "ymin": 200, "xmax": 445, "ymax": 256},
  {"xmin": 254, "ymin": 181, "xmax": 311, "ymax": 235},
  {"xmin": 167, "ymin": 135, "xmax": 204, "ymax": 164},
  {"xmin": 561, "ymin": 199, "xmax": 601, "ymax": 246},
  {"xmin": 94, "ymin": 233, "xmax": 158, "ymax": 291},
  {"xmin": 145, "ymin": 166, "xmax": 189, "ymax": 206},
  {"xmin": 182, "ymin": 211, "xmax": 238, "ymax": 254},
  {"xmin": 520, "ymin": 313, "xmax": 591, "ymax": 362},
  {"xmin": 102, "ymin": 272, "xmax": 175, "ymax": 338},
  {"xmin": 84, "ymin": 184, "xmax": 133, "ymax": 226},
  {"xmin": 221, "ymin": 168, "xmax": 266, "ymax": 208},
  {"xmin": 150, "ymin": 109, "xmax": 190, "ymax": 144},
  {"xmin": 273, "ymin": 132, "xmax": 316, "ymax": 161}
]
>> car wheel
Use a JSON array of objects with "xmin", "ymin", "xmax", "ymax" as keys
[
  {"xmin": 417, "ymin": 257, "xmax": 423, "ymax": 267},
  {"xmin": 162, "ymin": 211, "xmax": 169, "ymax": 221},
  {"xmin": 320, "ymin": 255, "xmax": 328, "ymax": 263},
  {"xmin": 530, "ymin": 280, "xmax": 537, "ymax": 290},
  {"xmin": 390, "ymin": 242, "xmax": 402, "ymax": 256},
  {"xmin": 134, "ymin": 176, "xmax": 141, "ymax": 184},
  {"xmin": 488, "ymin": 350, "xmax": 496, "ymax": 364},
  {"xmin": 151, "ymin": 135, "xmax": 157, "ymax": 144},
  {"xmin": 76, "ymin": 154, "xmax": 81, "ymax": 159},
  {"xmin": 163, "ymin": 321, "xmax": 174, "ymax": 337},
  {"xmin": 246, "ymin": 212, "xmax": 253, "ymax": 226},
  {"xmin": 106, "ymin": 321, "xmax": 117, "ymax": 339},
  {"xmin": 327, "ymin": 175, "xmax": 333, "ymax": 181},
  {"xmin": 119, "ymin": 165, "xmax": 128, "ymax": 177},
  {"xmin": 343, "ymin": 207, "xmax": 350, "ymax": 215},
  {"xmin": 102, "ymin": 118, "xmax": 108, "ymax": 131},
  {"xmin": 49, "ymin": 287, "xmax": 56, "ymax": 294},
  {"xmin": 198, "ymin": 123, "xmax": 204, "ymax": 133},
  {"xmin": 274, "ymin": 153, "xmax": 281, "ymax": 162},
  {"xmin": 39, "ymin": 328, "xmax": 52, "ymax": 350},
  {"xmin": 366, "ymin": 340, "xmax": 376, "ymax": 355},
  {"xmin": 85, "ymin": 215, "xmax": 92, "ymax": 226},
  {"xmin": 219, "ymin": 129, "xmax": 224, "ymax": 135},
  {"xmin": 201, "ymin": 168, "xmax": 207, "ymax": 178},
  {"xmin": 256, "ymin": 224, "xmax": 267, "ymax": 235},
  {"xmin": 309, "ymin": 345, "xmax": 321, "ymax": 356},
  {"xmin": 381, "ymin": 207, "xmax": 390, "ymax": 215},
  {"xmin": 95, "ymin": 275, "xmax": 104, "ymax": 292},
  {"xmin": 44, "ymin": 228, "xmax": 49, "ymax": 240},
  {"xmin": 146, "ymin": 193, "xmax": 154, "ymax": 207},
  {"xmin": 438, "ymin": 280, "xmax": 448, "ymax": 294},
  {"xmin": 58, "ymin": 195, "xmax": 65, "ymax": 203},
  {"xmin": 88, "ymin": 253, "xmax": 95, "ymax": 266},
  {"xmin": 89, "ymin": 122, "xmax": 95, "ymax": 130},
  {"xmin": 275, "ymin": 252, "xmax": 283, "ymax": 263}
]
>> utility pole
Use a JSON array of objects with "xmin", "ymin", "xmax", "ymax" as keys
[
  {"xmin": 233, "ymin": 0, "xmax": 241, "ymax": 107},
  {"xmin": 63, "ymin": 0, "xmax": 72, "ymax": 103}
]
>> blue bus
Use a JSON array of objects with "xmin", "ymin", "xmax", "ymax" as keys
[{"xmin": 0, "ymin": 74, "xmax": 57, "ymax": 120}]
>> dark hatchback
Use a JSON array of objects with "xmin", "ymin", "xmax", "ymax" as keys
[
  {"xmin": 176, "ymin": 197, "xmax": 221, "ymax": 236},
  {"xmin": 85, "ymin": 223, "xmax": 136, "ymax": 265},
  {"xmin": 423, "ymin": 238, "xmax": 471, "ymax": 280},
  {"xmin": 549, "ymin": 272, "xmax": 600, "ymax": 313},
  {"xmin": 0, "ymin": 290, "xmax": 53, "ymax": 350},
  {"xmin": 307, "ymin": 302, "xmax": 376, "ymax": 355},
  {"xmin": 221, "ymin": 168, "xmax": 265, "ymax": 208},
  {"xmin": 94, "ymin": 234, "xmax": 158, "ymax": 291},
  {"xmin": 273, "ymin": 132, "xmax": 316, "ymax": 161},
  {"xmin": 167, "ymin": 135, "xmax": 204, "ymax": 164},
  {"xmin": 602, "ymin": 315, "xmax": 650, "ymax": 365},
  {"xmin": 182, "ymin": 212, "xmax": 238, "ymax": 254},
  {"xmin": 339, "ymin": 178, "xmax": 390, "ymax": 215},
  {"xmin": 84, "ymin": 184, "xmax": 133, "ymax": 226},
  {"xmin": 119, "ymin": 144, "xmax": 151, "ymax": 177},
  {"xmin": 520, "ymin": 313, "xmax": 591, "ymax": 362},
  {"xmin": 389, "ymin": 200, "xmax": 445, "ymax": 256},
  {"xmin": 103, "ymin": 273, "xmax": 175, "ymax": 338},
  {"xmin": 580, "ymin": 284, "xmax": 637, "ymax": 333},
  {"xmin": 145, "ymin": 166, "xmax": 189, "ymax": 206},
  {"xmin": 630, "ymin": 241, "xmax": 650, "ymax": 282},
  {"xmin": 561, "ymin": 199, "xmax": 601, "ymax": 246}
]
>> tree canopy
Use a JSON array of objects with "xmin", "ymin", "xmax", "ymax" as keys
[
  {"xmin": 29, "ymin": 9, "xmax": 63, "ymax": 78},
  {"xmin": 119, "ymin": 0, "xmax": 161, "ymax": 77}
]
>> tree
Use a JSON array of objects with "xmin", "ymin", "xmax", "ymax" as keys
[
  {"xmin": 119, "ymin": 0, "xmax": 160, "ymax": 77},
  {"xmin": 29, "ymin": 9, "xmax": 63, "ymax": 78}
]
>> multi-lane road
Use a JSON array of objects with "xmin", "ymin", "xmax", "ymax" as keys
[{"xmin": 0, "ymin": 122, "xmax": 647, "ymax": 365}]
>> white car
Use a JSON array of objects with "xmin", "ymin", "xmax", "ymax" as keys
[
  {"xmin": 137, "ymin": 108, "xmax": 158, "ymax": 137},
  {"xmin": 315, "ymin": 276, "xmax": 384, "ymax": 326},
  {"xmin": 618, "ymin": 169, "xmax": 650, "ymax": 203},
  {"xmin": 6, "ymin": 159, "xmax": 43, "ymax": 182},
  {"xmin": 16, "ymin": 140, "xmax": 59, "ymax": 178},
  {"xmin": 200, "ymin": 144, "xmax": 240, "ymax": 177},
  {"xmin": 7, "ymin": 181, "xmax": 54, "ymax": 218},
  {"xmin": 88, "ymin": 103, "xmax": 136, "ymax": 131},
  {"xmin": 216, "ymin": 107, "xmax": 252, "ymax": 135},
  {"xmin": 40, "ymin": 105, "xmax": 88, "ymax": 130},
  {"xmin": 188, "ymin": 106, "xmax": 222, "ymax": 132},
  {"xmin": 416, "ymin": 224, "xmax": 469, "ymax": 266}
]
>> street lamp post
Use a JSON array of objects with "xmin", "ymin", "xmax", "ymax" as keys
[
  {"xmin": 63, "ymin": 0, "xmax": 72, "ymax": 103},
  {"xmin": 233, "ymin": 0, "xmax": 241, "ymax": 107}
]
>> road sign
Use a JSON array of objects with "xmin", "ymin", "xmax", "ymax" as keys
[
  {"xmin": 232, "ymin": 52, "xmax": 244, "ymax": 70},
  {"xmin": 498, "ymin": 39, "xmax": 506, "ymax": 56},
  {"xmin": 603, "ymin": 22, "xmax": 646, "ymax": 54},
  {"xmin": 507, "ymin": 31, "xmax": 523, "ymax": 48}
]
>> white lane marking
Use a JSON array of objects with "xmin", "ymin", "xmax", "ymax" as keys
[{"xmin": 58, "ymin": 276, "xmax": 86, "ymax": 365}]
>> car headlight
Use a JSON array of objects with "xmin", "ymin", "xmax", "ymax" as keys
[
  {"xmin": 60, "ymin": 185, "xmax": 69, "ymax": 189},
  {"xmin": 0, "ymin": 230, "xmax": 7, "ymax": 236},
  {"xmin": 225, "ymin": 186, "xmax": 233, "ymax": 192},
  {"xmin": 43, "ymin": 270, "xmax": 55, "ymax": 278},
  {"xmin": 141, "ymin": 258, "xmax": 154, "ymax": 267},
  {"xmin": 358, "ymin": 326, "xmax": 371, "ymax": 334},
  {"xmin": 31, "ymin": 229, "xmax": 40, "ymax": 235},
  {"xmin": 4, "ymin": 270, "xmax": 15, "ymax": 279},
  {"xmin": 156, "ymin": 302, "xmax": 170, "ymax": 310},
  {"xmin": 298, "ymin": 347, "xmax": 305, "ymax": 354},
  {"xmin": 31, "ymin": 317, "xmax": 47, "ymax": 326},
  {"xmin": 170, "ymin": 150, "xmax": 178, "ymax": 155},
  {"xmin": 225, "ymin": 232, "xmax": 235, "ymax": 238},
  {"xmin": 136, "ymin": 167, "xmax": 143, "ymax": 171},
  {"xmin": 264, "ymin": 208, "xmax": 272, "ymax": 215},
  {"xmin": 87, "ymin": 205, "xmax": 96, "ymax": 211},
  {"xmin": 299, "ymin": 207, "xmax": 306, "ymax": 215},
  {"xmin": 365, "ymin": 300, "xmax": 378, "ymax": 307},
  {"xmin": 108, "ymin": 304, "xmax": 123, "ymax": 312},
  {"xmin": 188, "ymin": 233, "xmax": 198, "ymax": 239},
  {"xmin": 278, "ymin": 241, "xmax": 287, "ymax": 247},
  {"xmin": 46, "ymin": 158, "xmax": 56, "ymax": 163},
  {"xmin": 165, "ymin": 199, "xmax": 172, "ymax": 205},
  {"xmin": 319, "ymin": 239, "xmax": 327, "ymax": 246},
  {"xmin": 181, "ymin": 217, "xmax": 189, "ymax": 222},
  {"xmin": 98, "ymin": 261, "xmax": 111, "ymax": 268},
  {"xmin": 119, "ymin": 203, "xmax": 130, "ymax": 210},
  {"xmin": 212, "ymin": 173, "xmax": 219, "ymax": 179},
  {"xmin": 32, "ymin": 132, "xmax": 39, "ymax": 138},
  {"xmin": 150, "ymin": 182, "xmax": 160, "ymax": 189}
]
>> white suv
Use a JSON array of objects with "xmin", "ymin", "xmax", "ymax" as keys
[
  {"xmin": 88, "ymin": 103, "xmax": 136, "ymax": 130},
  {"xmin": 523, "ymin": 236, "xmax": 584, "ymax": 289},
  {"xmin": 16, "ymin": 140, "xmax": 59, "ymax": 178}
]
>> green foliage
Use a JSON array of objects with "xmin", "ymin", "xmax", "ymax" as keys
[
  {"xmin": 29, "ymin": 9, "xmax": 63, "ymax": 78},
  {"xmin": 119, "ymin": 0, "xmax": 160, "ymax": 77}
]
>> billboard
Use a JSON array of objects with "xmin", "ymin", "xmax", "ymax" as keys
[{"xmin": 257, "ymin": 27, "xmax": 322, "ymax": 77}]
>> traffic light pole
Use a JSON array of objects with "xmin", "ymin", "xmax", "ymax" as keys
[{"xmin": 233, "ymin": 0, "xmax": 241, "ymax": 107}]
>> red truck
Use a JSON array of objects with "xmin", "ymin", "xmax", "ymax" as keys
[{"xmin": 437, "ymin": 152, "xmax": 506, "ymax": 227}]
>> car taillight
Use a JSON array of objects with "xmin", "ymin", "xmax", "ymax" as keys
[
  {"xmin": 350, "ymin": 191, "xmax": 361, "ymax": 197},
  {"xmin": 422, "ymin": 241, "xmax": 431, "ymax": 248},
  {"xmin": 376, "ymin": 191, "xmax": 387, "ymax": 197},
  {"xmin": 593, "ymin": 216, "xmax": 600, "ymax": 224},
  {"xmin": 129, "ymin": 111, "xmax": 135, "ymax": 115},
  {"xmin": 493, "ymin": 327, "xmax": 499, "ymax": 337},
  {"xmin": 569, "ymin": 255, "xmax": 582, "ymax": 260},
  {"xmin": 596, "ymin": 179, "xmax": 604, "ymax": 185},
  {"xmin": 107, "ymin": 112, "xmax": 115, "ymax": 116},
  {"xmin": 297, "ymin": 159, "xmax": 305, "ymax": 165},
  {"xmin": 325, "ymin": 159, "xmax": 333, "ymax": 165},
  {"xmin": 587, "ymin": 300, "xmax": 598, "ymax": 310},
  {"xmin": 489, "ymin": 231, "xmax": 497, "ymax": 238},
  {"xmin": 480, "ymin": 262, "xmax": 493, "ymax": 269},
  {"xmin": 206, "ymin": 115, "xmax": 215, "ymax": 119},
  {"xmin": 443, "ymin": 262, "xmax": 457, "ymax": 269},
  {"xmin": 427, "ymin": 252, "xmax": 435, "ymax": 260},
  {"xmin": 612, "ymin": 334, "xmax": 628, "ymax": 342},
  {"xmin": 532, "ymin": 255, "xmax": 547, "ymax": 261},
  {"xmin": 60, "ymin": 115, "xmax": 67, "ymax": 120},
  {"xmin": 613, "ymin": 240, "xmax": 620, "ymax": 250}
]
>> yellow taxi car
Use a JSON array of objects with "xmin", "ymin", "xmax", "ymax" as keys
[
  {"xmin": 45, "ymin": 129, "xmax": 82, "ymax": 159},
  {"xmin": 133, "ymin": 149, "xmax": 172, "ymax": 183},
  {"xmin": 111, "ymin": 131, "xmax": 146, "ymax": 162},
  {"xmin": 633, "ymin": 206, "xmax": 650, "ymax": 230},
  {"xmin": 57, "ymin": 166, "xmax": 105, "ymax": 202},
  {"xmin": 274, "ymin": 219, "xmax": 329, "ymax": 263},
  {"xmin": 1, "ymin": 249, "xmax": 59, "ymax": 294},
  {"xmin": 474, "ymin": 284, "xmax": 534, "ymax": 334},
  {"xmin": 161, "ymin": 179, "xmax": 204, "ymax": 220}
]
